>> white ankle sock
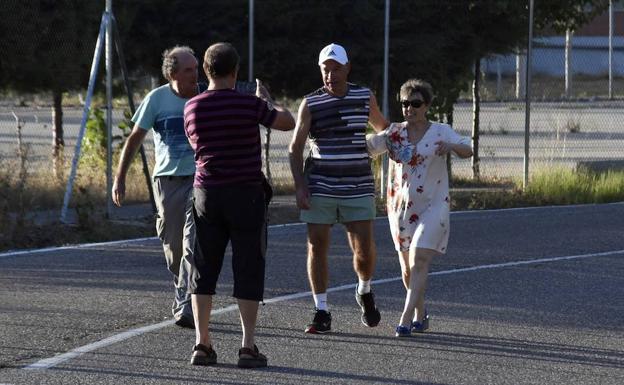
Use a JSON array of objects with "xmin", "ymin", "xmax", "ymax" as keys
[
  {"xmin": 313, "ymin": 293, "xmax": 328, "ymax": 311},
  {"xmin": 357, "ymin": 279, "xmax": 371, "ymax": 294}
]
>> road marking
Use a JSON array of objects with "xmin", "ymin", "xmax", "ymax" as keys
[
  {"xmin": 3, "ymin": 201, "xmax": 623, "ymax": 260},
  {"xmin": 23, "ymin": 248, "xmax": 623, "ymax": 370},
  {"xmin": 24, "ymin": 320, "xmax": 174, "ymax": 370},
  {"xmin": 0, "ymin": 237, "xmax": 157, "ymax": 259}
]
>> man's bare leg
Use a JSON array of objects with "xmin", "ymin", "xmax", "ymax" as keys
[
  {"xmin": 191, "ymin": 294, "xmax": 213, "ymax": 358},
  {"xmin": 346, "ymin": 220, "xmax": 380, "ymax": 327},
  {"xmin": 307, "ymin": 223, "xmax": 331, "ymax": 294},
  {"xmin": 345, "ymin": 220, "xmax": 376, "ymax": 280},
  {"xmin": 238, "ymin": 299, "xmax": 259, "ymax": 349},
  {"xmin": 304, "ymin": 224, "xmax": 333, "ymax": 333},
  {"xmin": 236, "ymin": 298, "xmax": 268, "ymax": 367}
]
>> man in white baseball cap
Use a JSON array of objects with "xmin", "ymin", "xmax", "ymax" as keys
[
  {"xmin": 289, "ymin": 43, "xmax": 389, "ymax": 334},
  {"xmin": 317, "ymin": 43, "xmax": 349, "ymax": 65}
]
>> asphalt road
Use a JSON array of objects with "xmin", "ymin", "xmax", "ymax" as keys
[{"xmin": 1, "ymin": 203, "xmax": 623, "ymax": 384}]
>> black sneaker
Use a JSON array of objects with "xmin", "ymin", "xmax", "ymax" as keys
[
  {"xmin": 304, "ymin": 309, "xmax": 332, "ymax": 334},
  {"xmin": 355, "ymin": 288, "xmax": 381, "ymax": 327}
]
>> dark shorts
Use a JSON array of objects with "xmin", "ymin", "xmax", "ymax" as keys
[{"xmin": 189, "ymin": 184, "xmax": 267, "ymax": 301}]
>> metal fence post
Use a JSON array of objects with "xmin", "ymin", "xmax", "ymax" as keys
[
  {"xmin": 60, "ymin": 14, "xmax": 107, "ymax": 223},
  {"xmin": 496, "ymin": 57, "xmax": 502, "ymax": 100},
  {"xmin": 105, "ymin": 0, "xmax": 113, "ymax": 219},
  {"xmin": 516, "ymin": 53, "xmax": 526, "ymax": 99},
  {"xmin": 111, "ymin": 15, "xmax": 157, "ymax": 215},
  {"xmin": 249, "ymin": 0, "xmax": 254, "ymax": 82},
  {"xmin": 523, "ymin": 0, "xmax": 534, "ymax": 190},
  {"xmin": 565, "ymin": 29, "xmax": 573, "ymax": 99},
  {"xmin": 380, "ymin": 0, "xmax": 390, "ymax": 198},
  {"xmin": 609, "ymin": 0, "xmax": 614, "ymax": 100}
]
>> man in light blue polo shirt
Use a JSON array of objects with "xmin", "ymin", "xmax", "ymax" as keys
[{"xmin": 113, "ymin": 46, "xmax": 203, "ymax": 328}]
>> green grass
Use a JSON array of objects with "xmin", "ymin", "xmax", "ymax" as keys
[
  {"xmin": 448, "ymin": 167, "xmax": 624, "ymax": 211},
  {"xmin": 524, "ymin": 166, "xmax": 624, "ymax": 205}
]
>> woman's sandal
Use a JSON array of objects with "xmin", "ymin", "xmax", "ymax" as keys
[
  {"xmin": 395, "ymin": 325, "xmax": 411, "ymax": 337},
  {"xmin": 411, "ymin": 311, "xmax": 430, "ymax": 333},
  {"xmin": 190, "ymin": 343, "xmax": 217, "ymax": 366}
]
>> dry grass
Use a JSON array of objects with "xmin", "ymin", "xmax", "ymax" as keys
[
  {"xmin": 3, "ymin": 144, "xmax": 624, "ymax": 252},
  {"xmin": 0, "ymin": 152, "xmax": 154, "ymax": 251}
]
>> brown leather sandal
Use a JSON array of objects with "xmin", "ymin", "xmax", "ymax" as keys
[
  {"xmin": 190, "ymin": 343, "xmax": 217, "ymax": 366},
  {"xmin": 237, "ymin": 344, "xmax": 267, "ymax": 368}
]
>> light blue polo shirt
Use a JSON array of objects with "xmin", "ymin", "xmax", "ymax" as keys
[{"xmin": 132, "ymin": 84, "xmax": 196, "ymax": 176}]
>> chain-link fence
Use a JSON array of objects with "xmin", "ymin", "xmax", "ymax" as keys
[
  {"xmin": 1, "ymin": 4, "xmax": 623, "ymax": 211},
  {"xmin": 0, "ymin": 73, "xmax": 158, "ymax": 209},
  {"xmin": 451, "ymin": 29, "xmax": 624, "ymax": 181},
  {"xmin": 1, "ymin": 80, "xmax": 155, "ymax": 173}
]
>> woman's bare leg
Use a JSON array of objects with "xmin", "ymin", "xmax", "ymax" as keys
[{"xmin": 398, "ymin": 248, "xmax": 438, "ymax": 327}]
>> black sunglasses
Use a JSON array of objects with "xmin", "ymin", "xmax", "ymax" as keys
[{"xmin": 401, "ymin": 99, "xmax": 425, "ymax": 108}]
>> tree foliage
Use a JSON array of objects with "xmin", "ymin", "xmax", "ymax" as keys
[
  {"xmin": 0, "ymin": 0, "xmax": 101, "ymax": 94},
  {"xmin": 533, "ymin": 0, "xmax": 610, "ymax": 33},
  {"xmin": 0, "ymin": 0, "xmax": 610, "ymax": 122},
  {"xmin": 0, "ymin": 0, "xmax": 103, "ymax": 169}
]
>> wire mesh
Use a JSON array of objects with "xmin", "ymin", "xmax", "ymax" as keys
[
  {"xmin": 1, "ymin": 3, "xmax": 623, "ymax": 209},
  {"xmin": 453, "ymin": 31, "xmax": 624, "ymax": 181}
]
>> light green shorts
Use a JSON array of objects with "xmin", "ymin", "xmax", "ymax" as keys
[{"xmin": 300, "ymin": 195, "xmax": 376, "ymax": 224}]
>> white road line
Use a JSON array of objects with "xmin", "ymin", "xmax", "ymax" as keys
[
  {"xmin": 3, "ymin": 201, "xmax": 623, "ymax": 260},
  {"xmin": 24, "ymin": 320, "xmax": 174, "ymax": 370},
  {"xmin": 23, "ymin": 248, "xmax": 623, "ymax": 371},
  {"xmin": 0, "ymin": 237, "xmax": 157, "ymax": 259}
]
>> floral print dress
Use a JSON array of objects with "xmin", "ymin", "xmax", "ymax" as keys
[{"xmin": 367, "ymin": 122, "xmax": 471, "ymax": 253}]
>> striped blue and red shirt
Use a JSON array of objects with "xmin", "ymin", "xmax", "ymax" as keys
[{"xmin": 184, "ymin": 89, "xmax": 277, "ymax": 188}]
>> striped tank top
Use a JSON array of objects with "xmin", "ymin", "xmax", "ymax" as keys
[{"xmin": 304, "ymin": 83, "xmax": 374, "ymax": 198}]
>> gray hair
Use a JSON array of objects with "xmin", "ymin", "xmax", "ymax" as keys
[{"xmin": 161, "ymin": 46, "xmax": 195, "ymax": 81}]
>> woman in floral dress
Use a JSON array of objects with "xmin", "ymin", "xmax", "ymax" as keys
[{"xmin": 367, "ymin": 79, "xmax": 472, "ymax": 337}]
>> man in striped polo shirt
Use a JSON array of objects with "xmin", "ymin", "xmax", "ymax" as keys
[
  {"xmin": 184, "ymin": 42, "xmax": 294, "ymax": 367},
  {"xmin": 289, "ymin": 43, "xmax": 389, "ymax": 334}
]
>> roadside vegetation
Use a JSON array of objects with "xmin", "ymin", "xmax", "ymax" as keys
[
  {"xmin": 3, "ymin": 153, "xmax": 623, "ymax": 252},
  {"xmin": 0, "ymin": 105, "xmax": 154, "ymax": 252},
  {"xmin": 449, "ymin": 167, "xmax": 624, "ymax": 210},
  {"xmin": 0, "ymin": 156, "xmax": 154, "ymax": 252},
  {"xmin": 524, "ymin": 166, "xmax": 624, "ymax": 205}
]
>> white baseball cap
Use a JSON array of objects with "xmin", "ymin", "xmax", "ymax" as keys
[{"xmin": 318, "ymin": 43, "xmax": 349, "ymax": 65}]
